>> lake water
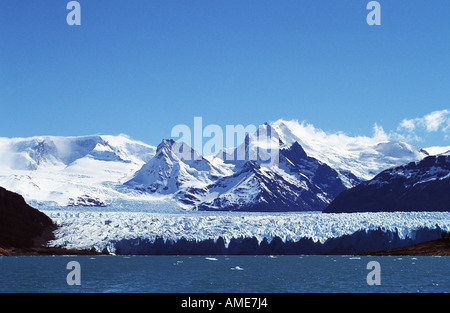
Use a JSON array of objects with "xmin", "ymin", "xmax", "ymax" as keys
[{"xmin": 0, "ymin": 255, "xmax": 448, "ymax": 293}]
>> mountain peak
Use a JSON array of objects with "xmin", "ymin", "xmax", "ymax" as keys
[
  {"xmin": 284, "ymin": 141, "xmax": 307, "ymax": 159},
  {"xmin": 271, "ymin": 119, "xmax": 428, "ymax": 181},
  {"xmin": 154, "ymin": 139, "xmax": 200, "ymax": 162},
  {"xmin": 157, "ymin": 139, "xmax": 176, "ymax": 150},
  {"xmin": 217, "ymin": 122, "xmax": 282, "ymax": 167},
  {"xmin": 240, "ymin": 160, "xmax": 261, "ymax": 173},
  {"xmin": 324, "ymin": 153, "xmax": 450, "ymax": 213}
]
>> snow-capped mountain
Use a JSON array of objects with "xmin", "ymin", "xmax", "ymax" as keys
[
  {"xmin": 271, "ymin": 119, "xmax": 428, "ymax": 186},
  {"xmin": 122, "ymin": 124, "xmax": 351, "ymax": 212},
  {"xmin": 174, "ymin": 120, "xmax": 427, "ymax": 212},
  {"xmin": 0, "ymin": 119, "xmax": 442, "ymax": 212},
  {"xmin": 216, "ymin": 123, "xmax": 281, "ymax": 167},
  {"xmin": 124, "ymin": 139, "xmax": 230, "ymax": 195},
  {"xmin": 188, "ymin": 140, "xmax": 348, "ymax": 211},
  {"xmin": 425, "ymin": 146, "xmax": 450, "ymax": 156},
  {"xmin": 324, "ymin": 151, "xmax": 450, "ymax": 213},
  {"xmin": 0, "ymin": 135, "xmax": 156, "ymax": 206}
]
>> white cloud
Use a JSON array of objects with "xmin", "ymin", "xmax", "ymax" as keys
[
  {"xmin": 423, "ymin": 110, "xmax": 449, "ymax": 132},
  {"xmin": 398, "ymin": 119, "xmax": 416, "ymax": 132},
  {"xmin": 398, "ymin": 109, "xmax": 450, "ymax": 134},
  {"xmin": 372, "ymin": 123, "xmax": 390, "ymax": 141}
]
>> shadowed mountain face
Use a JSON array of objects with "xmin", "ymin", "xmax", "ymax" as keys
[
  {"xmin": 324, "ymin": 153, "xmax": 450, "ymax": 213},
  {"xmin": 183, "ymin": 141, "xmax": 348, "ymax": 212},
  {"xmin": 0, "ymin": 186, "xmax": 54, "ymax": 248}
]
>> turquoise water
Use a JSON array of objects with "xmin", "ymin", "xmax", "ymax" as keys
[{"xmin": 0, "ymin": 255, "xmax": 448, "ymax": 293}]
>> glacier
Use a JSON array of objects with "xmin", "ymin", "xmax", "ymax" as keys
[
  {"xmin": 1, "ymin": 121, "xmax": 449, "ymax": 255},
  {"xmin": 42, "ymin": 207, "xmax": 450, "ymax": 255}
]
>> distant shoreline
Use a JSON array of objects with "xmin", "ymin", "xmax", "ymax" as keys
[
  {"xmin": 0, "ymin": 223, "xmax": 107, "ymax": 256},
  {"xmin": 0, "ymin": 246, "xmax": 106, "ymax": 256},
  {"xmin": 360, "ymin": 238, "xmax": 450, "ymax": 256},
  {"xmin": 2, "ymin": 238, "xmax": 450, "ymax": 256}
]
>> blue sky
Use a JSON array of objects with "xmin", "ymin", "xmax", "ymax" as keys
[{"xmin": 1, "ymin": 0, "xmax": 449, "ymax": 148}]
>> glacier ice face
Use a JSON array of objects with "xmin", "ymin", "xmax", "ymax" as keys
[{"xmin": 42, "ymin": 208, "xmax": 450, "ymax": 254}]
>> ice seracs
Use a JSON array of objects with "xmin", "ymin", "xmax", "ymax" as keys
[{"xmin": 43, "ymin": 209, "xmax": 450, "ymax": 255}]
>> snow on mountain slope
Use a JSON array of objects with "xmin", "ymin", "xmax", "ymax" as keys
[
  {"xmin": 0, "ymin": 120, "xmax": 444, "ymax": 212},
  {"xmin": 216, "ymin": 123, "xmax": 281, "ymax": 167},
  {"xmin": 191, "ymin": 141, "xmax": 348, "ymax": 212},
  {"xmin": 271, "ymin": 119, "xmax": 428, "ymax": 184},
  {"xmin": 158, "ymin": 123, "xmax": 348, "ymax": 211},
  {"xmin": 324, "ymin": 153, "xmax": 450, "ymax": 213},
  {"xmin": 0, "ymin": 135, "xmax": 156, "ymax": 206},
  {"xmin": 425, "ymin": 146, "xmax": 450, "ymax": 156},
  {"xmin": 124, "ymin": 139, "xmax": 230, "ymax": 197}
]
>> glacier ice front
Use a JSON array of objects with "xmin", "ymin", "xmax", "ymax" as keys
[{"xmin": 43, "ymin": 209, "xmax": 450, "ymax": 255}]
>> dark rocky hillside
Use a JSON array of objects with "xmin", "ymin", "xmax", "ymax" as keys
[
  {"xmin": 324, "ymin": 153, "xmax": 450, "ymax": 213},
  {"xmin": 0, "ymin": 186, "xmax": 54, "ymax": 248}
]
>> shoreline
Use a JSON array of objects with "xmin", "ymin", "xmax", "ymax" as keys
[
  {"xmin": 2, "ymin": 238, "xmax": 450, "ymax": 256},
  {"xmin": 360, "ymin": 238, "xmax": 450, "ymax": 256},
  {"xmin": 0, "ymin": 246, "xmax": 106, "ymax": 256},
  {"xmin": 0, "ymin": 225, "xmax": 107, "ymax": 256}
]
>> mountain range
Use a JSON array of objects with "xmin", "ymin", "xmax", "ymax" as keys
[
  {"xmin": 324, "ymin": 151, "xmax": 450, "ymax": 213},
  {"xmin": 0, "ymin": 119, "xmax": 445, "ymax": 212}
]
